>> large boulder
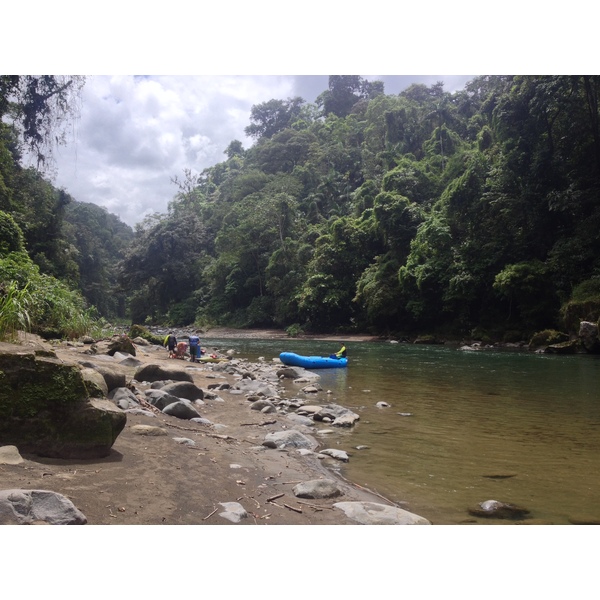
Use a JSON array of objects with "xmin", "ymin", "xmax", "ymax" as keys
[
  {"xmin": 134, "ymin": 363, "xmax": 193, "ymax": 383},
  {"xmin": 106, "ymin": 335, "xmax": 136, "ymax": 357},
  {"xmin": 161, "ymin": 381, "xmax": 204, "ymax": 401},
  {"xmin": 77, "ymin": 361, "xmax": 127, "ymax": 392},
  {"xmin": 0, "ymin": 347, "xmax": 126, "ymax": 459},
  {"xmin": 579, "ymin": 321, "xmax": 600, "ymax": 353}
]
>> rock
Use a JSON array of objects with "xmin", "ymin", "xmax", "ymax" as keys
[
  {"xmin": 545, "ymin": 340, "xmax": 579, "ymax": 354},
  {"xmin": 301, "ymin": 385, "xmax": 321, "ymax": 394},
  {"xmin": 80, "ymin": 367, "xmax": 109, "ymax": 397},
  {"xmin": 125, "ymin": 408, "xmax": 155, "ymax": 417},
  {"xmin": 106, "ymin": 335, "xmax": 136, "ymax": 357},
  {"xmin": 0, "ymin": 348, "xmax": 126, "ymax": 459},
  {"xmin": 79, "ymin": 362, "xmax": 127, "ymax": 393},
  {"xmin": 173, "ymin": 437, "xmax": 196, "ymax": 447},
  {"xmin": 119, "ymin": 356, "xmax": 143, "ymax": 367},
  {"xmin": 286, "ymin": 413, "xmax": 314, "ymax": 427},
  {"xmin": 218, "ymin": 502, "xmax": 248, "ymax": 523},
  {"xmin": 0, "ymin": 445, "xmax": 24, "ymax": 465},
  {"xmin": 579, "ymin": 321, "xmax": 600, "ymax": 353},
  {"xmin": 376, "ymin": 401, "xmax": 390, "ymax": 408},
  {"xmin": 263, "ymin": 430, "xmax": 318, "ymax": 450},
  {"xmin": 144, "ymin": 390, "xmax": 181, "ymax": 410},
  {"xmin": 162, "ymin": 400, "xmax": 201, "ymax": 420},
  {"xmin": 293, "ymin": 479, "xmax": 343, "ymax": 499},
  {"xmin": 333, "ymin": 501, "xmax": 431, "ymax": 525},
  {"xmin": 468, "ymin": 499, "xmax": 530, "ymax": 520},
  {"xmin": 313, "ymin": 404, "xmax": 360, "ymax": 427},
  {"xmin": 161, "ymin": 381, "xmax": 204, "ymax": 401},
  {"xmin": 0, "ymin": 489, "xmax": 87, "ymax": 525},
  {"xmin": 134, "ymin": 363, "xmax": 193, "ymax": 383},
  {"xmin": 319, "ymin": 448, "xmax": 350, "ymax": 462},
  {"xmin": 108, "ymin": 387, "xmax": 140, "ymax": 410},
  {"xmin": 234, "ymin": 379, "xmax": 278, "ymax": 396},
  {"xmin": 130, "ymin": 424, "xmax": 168, "ymax": 436},
  {"xmin": 296, "ymin": 405, "xmax": 323, "ymax": 416},
  {"xmin": 250, "ymin": 399, "xmax": 276, "ymax": 411}
]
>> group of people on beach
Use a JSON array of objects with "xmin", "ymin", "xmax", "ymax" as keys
[{"xmin": 164, "ymin": 332, "xmax": 203, "ymax": 362}]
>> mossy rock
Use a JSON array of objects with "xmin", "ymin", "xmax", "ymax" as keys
[
  {"xmin": 128, "ymin": 324, "xmax": 164, "ymax": 346},
  {"xmin": 0, "ymin": 347, "xmax": 125, "ymax": 458},
  {"xmin": 529, "ymin": 329, "xmax": 569, "ymax": 349}
]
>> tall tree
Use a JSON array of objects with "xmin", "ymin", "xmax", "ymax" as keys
[{"xmin": 0, "ymin": 75, "xmax": 85, "ymax": 169}]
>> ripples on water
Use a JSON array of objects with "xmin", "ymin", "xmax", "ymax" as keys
[{"xmin": 205, "ymin": 337, "xmax": 600, "ymax": 525}]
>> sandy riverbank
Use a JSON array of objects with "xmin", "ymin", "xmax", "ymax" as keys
[{"xmin": 0, "ymin": 333, "xmax": 394, "ymax": 525}]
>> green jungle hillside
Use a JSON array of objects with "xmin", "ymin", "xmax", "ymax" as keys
[{"xmin": 2, "ymin": 75, "xmax": 600, "ymax": 342}]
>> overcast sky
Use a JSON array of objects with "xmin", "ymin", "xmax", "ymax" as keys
[{"xmin": 49, "ymin": 75, "xmax": 473, "ymax": 227}]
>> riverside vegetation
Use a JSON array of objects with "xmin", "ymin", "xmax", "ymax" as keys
[{"xmin": 2, "ymin": 76, "xmax": 600, "ymax": 347}]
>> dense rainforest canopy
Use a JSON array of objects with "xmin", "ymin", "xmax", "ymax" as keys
[{"xmin": 2, "ymin": 75, "xmax": 600, "ymax": 342}]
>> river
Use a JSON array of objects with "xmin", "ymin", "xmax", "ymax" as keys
[{"xmin": 202, "ymin": 335, "xmax": 600, "ymax": 525}]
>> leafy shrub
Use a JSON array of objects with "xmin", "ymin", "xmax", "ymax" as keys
[
  {"xmin": 0, "ymin": 250, "xmax": 98, "ymax": 340},
  {"xmin": 285, "ymin": 323, "xmax": 304, "ymax": 337},
  {"xmin": 561, "ymin": 278, "xmax": 600, "ymax": 332}
]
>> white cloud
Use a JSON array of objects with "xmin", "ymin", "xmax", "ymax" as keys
[{"xmin": 51, "ymin": 75, "xmax": 473, "ymax": 227}]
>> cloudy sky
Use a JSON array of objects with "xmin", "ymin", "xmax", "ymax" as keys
[
  {"xmin": 49, "ymin": 74, "xmax": 473, "ymax": 227},
  {"xmin": 6, "ymin": 3, "xmax": 590, "ymax": 231},
  {"xmin": 9, "ymin": 0, "xmax": 595, "ymax": 226}
]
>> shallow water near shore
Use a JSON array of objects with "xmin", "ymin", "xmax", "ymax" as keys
[{"xmin": 203, "ymin": 336, "xmax": 600, "ymax": 525}]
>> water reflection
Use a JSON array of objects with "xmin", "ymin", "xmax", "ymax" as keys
[{"xmin": 205, "ymin": 336, "xmax": 600, "ymax": 524}]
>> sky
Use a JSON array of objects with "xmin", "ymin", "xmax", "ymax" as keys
[
  {"xmin": 7, "ymin": 2, "xmax": 594, "ymax": 229},
  {"xmin": 49, "ymin": 74, "xmax": 474, "ymax": 227}
]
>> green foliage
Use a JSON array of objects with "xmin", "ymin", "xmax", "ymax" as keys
[
  {"xmin": 109, "ymin": 75, "xmax": 600, "ymax": 338},
  {"xmin": 0, "ymin": 250, "xmax": 97, "ymax": 340},
  {"xmin": 0, "ymin": 210, "xmax": 25, "ymax": 255},
  {"xmin": 529, "ymin": 329, "xmax": 569, "ymax": 348},
  {"xmin": 0, "ymin": 280, "xmax": 32, "ymax": 341},
  {"xmin": 245, "ymin": 97, "xmax": 306, "ymax": 139},
  {"xmin": 560, "ymin": 278, "xmax": 600, "ymax": 332},
  {"xmin": 0, "ymin": 75, "xmax": 85, "ymax": 169},
  {"xmin": 285, "ymin": 323, "xmax": 304, "ymax": 337}
]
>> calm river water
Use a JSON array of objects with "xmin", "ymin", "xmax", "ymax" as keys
[{"xmin": 203, "ymin": 336, "xmax": 600, "ymax": 525}]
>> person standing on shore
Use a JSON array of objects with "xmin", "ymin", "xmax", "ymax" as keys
[
  {"xmin": 188, "ymin": 334, "xmax": 200, "ymax": 362},
  {"xmin": 164, "ymin": 332, "xmax": 177, "ymax": 358}
]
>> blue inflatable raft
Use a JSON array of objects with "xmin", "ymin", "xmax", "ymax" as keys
[{"xmin": 279, "ymin": 352, "xmax": 348, "ymax": 369}]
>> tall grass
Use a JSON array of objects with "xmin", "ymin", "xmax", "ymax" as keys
[
  {"xmin": 0, "ymin": 282, "xmax": 32, "ymax": 342},
  {"xmin": 1, "ymin": 254, "xmax": 102, "ymax": 341}
]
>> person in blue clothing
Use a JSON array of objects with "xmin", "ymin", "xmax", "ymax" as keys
[{"xmin": 188, "ymin": 334, "xmax": 200, "ymax": 362}]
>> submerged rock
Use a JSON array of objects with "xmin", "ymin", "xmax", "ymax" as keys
[{"xmin": 468, "ymin": 499, "xmax": 530, "ymax": 520}]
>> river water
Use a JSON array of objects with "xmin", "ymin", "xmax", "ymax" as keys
[{"xmin": 203, "ymin": 336, "xmax": 600, "ymax": 525}]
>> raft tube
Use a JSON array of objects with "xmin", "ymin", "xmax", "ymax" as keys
[{"xmin": 279, "ymin": 352, "xmax": 348, "ymax": 369}]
